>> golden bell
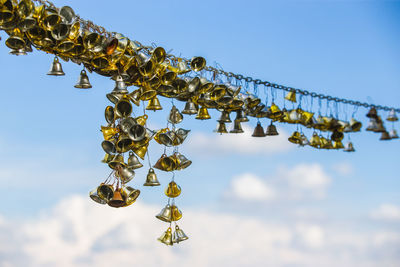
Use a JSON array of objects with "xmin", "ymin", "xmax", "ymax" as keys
[
  {"xmin": 156, "ymin": 204, "xmax": 173, "ymax": 222},
  {"xmin": 101, "ymin": 126, "xmax": 119, "ymax": 141},
  {"xmin": 187, "ymin": 76, "xmax": 201, "ymax": 93},
  {"xmin": 154, "ymin": 154, "xmax": 177, "ymax": 172},
  {"xmin": 97, "ymin": 183, "xmax": 114, "ymax": 202},
  {"xmin": 199, "ymin": 77, "xmax": 214, "ymax": 93},
  {"xmin": 190, "ymin": 56, "xmax": 206, "ymax": 72},
  {"xmin": 101, "ymin": 153, "xmax": 114, "ymax": 164},
  {"xmin": 5, "ymin": 29, "xmax": 26, "ymax": 50},
  {"xmin": 171, "ymin": 204, "xmax": 183, "ymax": 221},
  {"xmin": 252, "ymin": 122, "xmax": 266, "ymax": 137},
  {"xmin": 74, "ymin": 69, "xmax": 92, "ymax": 89},
  {"xmin": 115, "ymin": 96, "xmax": 133, "ymax": 118},
  {"xmin": 127, "ymin": 152, "xmax": 143, "ymax": 169},
  {"xmin": 331, "ymin": 130, "xmax": 344, "ymax": 142},
  {"xmin": 235, "ymin": 109, "xmax": 249, "ymax": 122},
  {"xmin": 269, "ymin": 103, "xmax": 283, "ymax": 120},
  {"xmin": 244, "ymin": 94, "xmax": 261, "ymax": 108},
  {"xmin": 108, "ymin": 189, "xmax": 126, "ymax": 208},
  {"xmin": 165, "ymin": 181, "xmax": 181, "ymax": 198},
  {"xmin": 132, "ymin": 143, "xmax": 148, "ymax": 160},
  {"xmin": 333, "ymin": 141, "xmax": 344, "ymax": 149},
  {"xmin": 380, "ymin": 131, "xmax": 391, "ymax": 141},
  {"xmin": 288, "ymin": 131, "xmax": 301, "ymax": 144},
  {"xmin": 215, "ymin": 121, "xmax": 228, "ymax": 134},
  {"xmin": 319, "ymin": 136, "xmax": 331, "ymax": 149},
  {"xmin": 309, "ymin": 132, "xmax": 321, "ymax": 148},
  {"xmin": 389, "ymin": 129, "xmax": 399, "ymax": 139},
  {"xmin": 139, "ymin": 59, "xmax": 155, "ymax": 77},
  {"xmin": 89, "ymin": 188, "xmax": 107, "ymax": 205},
  {"xmin": 344, "ymin": 142, "xmax": 355, "ymax": 152},
  {"xmin": 42, "ymin": 8, "xmax": 61, "ymax": 30},
  {"xmin": 174, "ymin": 152, "xmax": 192, "ymax": 170},
  {"xmin": 366, "ymin": 107, "xmax": 378, "ymax": 119},
  {"xmin": 51, "ymin": 23, "xmax": 69, "ymax": 41},
  {"xmin": 161, "ymin": 71, "xmax": 177, "ymax": 85},
  {"xmin": 101, "ymin": 138, "xmax": 117, "ymax": 154},
  {"xmin": 135, "ymin": 114, "xmax": 148, "ymax": 126},
  {"xmin": 350, "ymin": 118, "xmax": 362, "ymax": 132},
  {"xmin": 47, "ymin": 56, "xmax": 65, "ymax": 76},
  {"xmin": 159, "ymin": 131, "xmax": 176, "ymax": 147},
  {"xmin": 0, "ymin": 2, "xmax": 14, "ymax": 24},
  {"xmin": 168, "ymin": 105, "xmax": 183, "ymax": 124},
  {"xmin": 59, "ymin": 6, "xmax": 75, "ymax": 23},
  {"xmin": 117, "ymin": 166, "xmax": 135, "ymax": 184},
  {"xmin": 172, "ymin": 225, "xmax": 189, "ymax": 244},
  {"xmin": 374, "ymin": 118, "xmax": 386, "ymax": 133},
  {"xmin": 144, "ymin": 168, "xmax": 160, "ymax": 186},
  {"xmin": 175, "ymin": 128, "xmax": 190, "ymax": 143},
  {"xmin": 122, "ymin": 186, "xmax": 140, "ymax": 206},
  {"xmin": 108, "ymin": 154, "xmax": 126, "ymax": 169},
  {"xmin": 126, "ymin": 89, "xmax": 140, "ymax": 107},
  {"xmin": 182, "ymin": 99, "xmax": 198, "ymax": 115},
  {"xmin": 127, "ymin": 124, "xmax": 146, "ymax": 141},
  {"xmin": 218, "ymin": 111, "xmax": 231, "ymax": 123},
  {"xmin": 140, "ymin": 84, "xmax": 157, "ymax": 101},
  {"xmin": 301, "ymin": 111, "xmax": 314, "ymax": 125},
  {"xmin": 387, "ymin": 109, "xmax": 398, "ymax": 122},
  {"xmin": 285, "ymin": 91, "xmax": 297, "ymax": 103},
  {"xmin": 230, "ymin": 119, "xmax": 244, "ymax": 134},
  {"xmin": 116, "ymin": 134, "xmax": 133, "ymax": 153},
  {"xmin": 210, "ymin": 85, "xmax": 226, "ymax": 101},
  {"xmin": 196, "ymin": 106, "xmax": 211, "ymax": 120},
  {"xmin": 146, "ymin": 96, "xmax": 162, "ymax": 111},
  {"xmin": 299, "ymin": 134, "xmax": 310, "ymax": 146},
  {"xmin": 158, "ymin": 227, "xmax": 173, "ymax": 246},
  {"xmin": 265, "ymin": 123, "xmax": 279, "ymax": 136}
]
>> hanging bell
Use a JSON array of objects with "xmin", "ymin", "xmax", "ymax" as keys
[
  {"xmin": 230, "ymin": 119, "xmax": 244, "ymax": 134},
  {"xmin": 117, "ymin": 166, "xmax": 135, "ymax": 184},
  {"xmin": 350, "ymin": 118, "xmax": 362, "ymax": 132},
  {"xmin": 97, "ymin": 183, "xmax": 114, "ymax": 202},
  {"xmin": 128, "ymin": 89, "xmax": 141, "ymax": 106},
  {"xmin": 143, "ymin": 168, "xmax": 160, "ymax": 186},
  {"xmin": 174, "ymin": 152, "xmax": 192, "ymax": 170},
  {"xmin": 252, "ymin": 122, "xmax": 266, "ymax": 137},
  {"xmin": 128, "ymin": 124, "xmax": 146, "ymax": 142},
  {"xmin": 168, "ymin": 105, "xmax": 183, "ymax": 124},
  {"xmin": 333, "ymin": 141, "xmax": 344, "ymax": 149},
  {"xmin": 74, "ymin": 69, "xmax": 92, "ymax": 89},
  {"xmin": 116, "ymin": 134, "xmax": 133, "ymax": 153},
  {"xmin": 108, "ymin": 154, "xmax": 126, "ymax": 169},
  {"xmin": 288, "ymin": 109, "xmax": 302, "ymax": 123},
  {"xmin": 158, "ymin": 227, "xmax": 173, "ymax": 246},
  {"xmin": 331, "ymin": 130, "xmax": 344, "ymax": 142},
  {"xmin": 112, "ymin": 75, "xmax": 129, "ymax": 94},
  {"xmin": 386, "ymin": 109, "xmax": 398, "ymax": 122},
  {"xmin": 175, "ymin": 128, "xmax": 191, "ymax": 144},
  {"xmin": 127, "ymin": 152, "xmax": 143, "ymax": 169},
  {"xmin": 182, "ymin": 99, "xmax": 198, "ymax": 115},
  {"xmin": 171, "ymin": 204, "xmax": 183, "ymax": 221},
  {"xmin": 374, "ymin": 118, "xmax": 386, "ymax": 133},
  {"xmin": 265, "ymin": 123, "xmax": 279, "ymax": 136},
  {"xmin": 159, "ymin": 131, "xmax": 176, "ymax": 147},
  {"xmin": 89, "ymin": 188, "xmax": 107, "ymax": 205},
  {"xmin": 285, "ymin": 91, "xmax": 297, "ymax": 103},
  {"xmin": 120, "ymin": 117, "xmax": 137, "ymax": 133},
  {"xmin": 196, "ymin": 106, "xmax": 211, "ymax": 120},
  {"xmin": 108, "ymin": 189, "xmax": 126, "ymax": 208},
  {"xmin": 132, "ymin": 143, "xmax": 148, "ymax": 160},
  {"xmin": 115, "ymin": 96, "xmax": 133, "ymax": 118},
  {"xmin": 146, "ymin": 96, "xmax": 163, "ymax": 111},
  {"xmin": 190, "ymin": 56, "xmax": 206, "ymax": 72},
  {"xmin": 101, "ymin": 153, "xmax": 114, "ymax": 164},
  {"xmin": 389, "ymin": 129, "xmax": 399, "ymax": 139},
  {"xmin": 380, "ymin": 131, "xmax": 391, "ymax": 141},
  {"xmin": 218, "ymin": 111, "xmax": 232, "ymax": 123},
  {"xmin": 101, "ymin": 126, "xmax": 119, "ymax": 141},
  {"xmin": 101, "ymin": 138, "xmax": 117, "ymax": 154},
  {"xmin": 165, "ymin": 181, "xmax": 182, "ymax": 198},
  {"xmin": 215, "ymin": 121, "xmax": 228, "ymax": 134},
  {"xmin": 172, "ymin": 225, "xmax": 189, "ymax": 244},
  {"xmin": 344, "ymin": 142, "xmax": 355, "ymax": 152},
  {"xmin": 104, "ymin": 106, "xmax": 115, "ymax": 124},
  {"xmin": 288, "ymin": 131, "xmax": 301, "ymax": 144},
  {"xmin": 47, "ymin": 56, "xmax": 65, "ymax": 76},
  {"xmin": 122, "ymin": 186, "xmax": 141, "ymax": 206},
  {"xmin": 365, "ymin": 118, "xmax": 377, "ymax": 131},
  {"xmin": 366, "ymin": 107, "xmax": 378, "ymax": 119},
  {"xmin": 309, "ymin": 132, "xmax": 321, "ymax": 148},
  {"xmin": 235, "ymin": 109, "xmax": 249, "ymax": 122},
  {"xmin": 269, "ymin": 103, "xmax": 284, "ymax": 120},
  {"xmin": 156, "ymin": 204, "xmax": 173, "ymax": 222},
  {"xmin": 299, "ymin": 134, "xmax": 310, "ymax": 146},
  {"xmin": 135, "ymin": 114, "xmax": 148, "ymax": 126}
]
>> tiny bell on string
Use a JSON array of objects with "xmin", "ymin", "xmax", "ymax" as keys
[
  {"xmin": 252, "ymin": 122, "xmax": 266, "ymax": 137},
  {"xmin": 47, "ymin": 56, "xmax": 65, "ymax": 76},
  {"xmin": 74, "ymin": 69, "xmax": 92, "ymax": 89}
]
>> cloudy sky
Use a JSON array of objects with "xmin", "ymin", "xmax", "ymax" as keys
[{"xmin": 0, "ymin": 0, "xmax": 400, "ymax": 266}]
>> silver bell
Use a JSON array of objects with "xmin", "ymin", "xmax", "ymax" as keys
[
  {"xmin": 389, "ymin": 129, "xmax": 399, "ymax": 139},
  {"xmin": 181, "ymin": 99, "xmax": 198, "ymax": 115},
  {"xmin": 127, "ymin": 152, "xmax": 143, "ymax": 169},
  {"xmin": 386, "ymin": 109, "xmax": 398, "ymax": 122},
  {"xmin": 172, "ymin": 225, "xmax": 189, "ymax": 244},
  {"xmin": 112, "ymin": 75, "xmax": 129, "ymax": 94},
  {"xmin": 168, "ymin": 105, "xmax": 183, "ymax": 124},
  {"xmin": 344, "ymin": 142, "xmax": 355, "ymax": 152},
  {"xmin": 230, "ymin": 119, "xmax": 244, "ymax": 134},
  {"xmin": 74, "ymin": 69, "xmax": 92, "ymax": 89},
  {"xmin": 47, "ymin": 56, "xmax": 65, "ymax": 76}
]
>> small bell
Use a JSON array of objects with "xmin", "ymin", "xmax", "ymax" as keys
[
  {"xmin": 265, "ymin": 123, "xmax": 279, "ymax": 136},
  {"xmin": 117, "ymin": 166, "xmax": 135, "ymax": 184},
  {"xmin": 190, "ymin": 56, "xmax": 206, "ymax": 72},
  {"xmin": 172, "ymin": 225, "xmax": 189, "ymax": 244},
  {"xmin": 174, "ymin": 152, "xmax": 192, "ymax": 170},
  {"xmin": 288, "ymin": 131, "xmax": 301, "ymax": 144},
  {"xmin": 146, "ymin": 96, "xmax": 163, "ymax": 111},
  {"xmin": 176, "ymin": 128, "xmax": 191, "ymax": 143},
  {"xmin": 235, "ymin": 109, "xmax": 249, "ymax": 122},
  {"xmin": 115, "ymin": 96, "xmax": 133, "ymax": 118},
  {"xmin": 158, "ymin": 227, "xmax": 173, "ymax": 246},
  {"xmin": 182, "ymin": 99, "xmax": 198, "ymax": 115},
  {"xmin": 366, "ymin": 107, "xmax": 378, "ymax": 119},
  {"xmin": 97, "ymin": 183, "xmax": 114, "ymax": 202},
  {"xmin": 269, "ymin": 103, "xmax": 284, "ymax": 120},
  {"xmin": 386, "ymin": 109, "xmax": 398, "ymax": 122},
  {"xmin": 165, "ymin": 181, "xmax": 182, "ymax": 198},
  {"xmin": 108, "ymin": 154, "xmax": 126, "ymax": 169},
  {"xmin": 350, "ymin": 118, "xmax": 362, "ymax": 132},
  {"xmin": 101, "ymin": 126, "xmax": 119, "ymax": 141},
  {"xmin": 196, "ymin": 106, "xmax": 211, "ymax": 120},
  {"xmin": 132, "ymin": 143, "xmax": 148, "ymax": 160},
  {"xmin": 89, "ymin": 188, "xmax": 107, "ymax": 205},
  {"xmin": 215, "ymin": 121, "xmax": 228, "ymax": 134},
  {"xmin": 168, "ymin": 105, "xmax": 183, "ymax": 124},
  {"xmin": 74, "ymin": 69, "xmax": 92, "ymax": 89},
  {"xmin": 299, "ymin": 134, "xmax": 310, "ymax": 147},
  {"xmin": 380, "ymin": 131, "xmax": 391, "ymax": 141},
  {"xmin": 122, "ymin": 186, "xmax": 141, "ymax": 206},
  {"xmin": 284, "ymin": 91, "xmax": 297, "ymax": 103},
  {"xmin": 128, "ymin": 124, "xmax": 146, "ymax": 142},
  {"xmin": 332, "ymin": 141, "xmax": 344, "ymax": 149},
  {"xmin": 374, "ymin": 118, "xmax": 386, "ymax": 133},
  {"xmin": 127, "ymin": 152, "xmax": 143, "ymax": 169},
  {"xmin": 389, "ymin": 129, "xmax": 399, "ymax": 139},
  {"xmin": 47, "ymin": 56, "xmax": 65, "ymax": 76},
  {"xmin": 218, "ymin": 111, "xmax": 232, "ymax": 123},
  {"xmin": 101, "ymin": 153, "xmax": 114, "ymax": 164},
  {"xmin": 230, "ymin": 119, "xmax": 244, "ymax": 134},
  {"xmin": 344, "ymin": 142, "xmax": 355, "ymax": 152},
  {"xmin": 108, "ymin": 189, "xmax": 126, "ymax": 208},
  {"xmin": 143, "ymin": 168, "xmax": 160, "ymax": 186},
  {"xmin": 156, "ymin": 204, "xmax": 173, "ymax": 222},
  {"xmin": 252, "ymin": 122, "xmax": 266, "ymax": 137},
  {"xmin": 366, "ymin": 119, "xmax": 379, "ymax": 131},
  {"xmin": 309, "ymin": 132, "xmax": 321, "ymax": 148}
]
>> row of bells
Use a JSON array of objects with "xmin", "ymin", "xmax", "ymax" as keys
[
  {"xmin": 287, "ymin": 131, "xmax": 355, "ymax": 151},
  {"xmin": 158, "ymin": 225, "xmax": 188, "ymax": 246}
]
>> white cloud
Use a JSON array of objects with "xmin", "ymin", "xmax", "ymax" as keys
[
  {"xmin": 184, "ymin": 125, "xmax": 293, "ymax": 156},
  {"xmin": 224, "ymin": 173, "xmax": 275, "ymax": 201},
  {"xmin": 332, "ymin": 162, "xmax": 354, "ymax": 176},
  {"xmin": 371, "ymin": 204, "xmax": 400, "ymax": 222},
  {"xmin": 0, "ymin": 195, "xmax": 399, "ymax": 267}
]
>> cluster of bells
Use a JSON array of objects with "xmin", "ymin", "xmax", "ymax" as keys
[{"xmin": 365, "ymin": 107, "xmax": 399, "ymax": 140}]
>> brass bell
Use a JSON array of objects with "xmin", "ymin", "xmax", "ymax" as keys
[
  {"xmin": 309, "ymin": 132, "xmax": 321, "ymax": 148},
  {"xmin": 161, "ymin": 71, "xmax": 177, "ymax": 85},
  {"xmin": 5, "ymin": 29, "xmax": 26, "ymax": 50},
  {"xmin": 132, "ymin": 143, "xmax": 148, "ymax": 160},
  {"xmin": 344, "ymin": 142, "xmax": 355, "ymax": 152},
  {"xmin": 333, "ymin": 141, "xmax": 344, "ymax": 149},
  {"xmin": 289, "ymin": 109, "xmax": 302, "ymax": 123},
  {"xmin": 128, "ymin": 89, "xmax": 141, "ymax": 106},
  {"xmin": 115, "ymin": 96, "xmax": 133, "ymax": 118},
  {"xmin": 128, "ymin": 124, "xmax": 146, "ymax": 142},
  {"xmin": 171, "ymin": 204, "xmax": 183, "ymax": 221},
  {"xmin": 366, "ymin": 118, "xmax": 378, "ymax": 131},
  {"xmin": 389, "ymin": 129, "xmax": 399, "ymax": 139},
  {"xmin": 350, "ymin": 118, "xmax": 362, "ymax": 132},
  {"xmin": 285, "ymin": 91, "xmax": 297, "ymax": 103},
  {"xmin": 146, "ymin": 96, "xmax": 163, "ymax": 111},
  {"xmin": 380, "ymin": 131, "xmax": 391, "ymax": 141},
  {"xmin": 366, "ymin": 107, "xmax": 378, "ymax": 119},
  {"xmin": 154, "ymin": 154, "xmax": 177, "ymax": 172},
  {"xmin": 156, "ymin": 204, "xmax": 173, "ymax": 222},
  {"xmin": 47, "ymin": 56, "xmax": 65, "ymax": 76},
  {"xmin": 269, "ymin": 103, "xmax": 284, "ymax": 120},
  {"xmin": 120, "ymin": 117, "xmax": 137, "ymax": 133},
  {"xmin": 158, "ymin": 227, "xmax": 173, "ymax": 246},
  {"xmin": 331, "ymin": 130, "xmax": 344, "ymax": 142},
  {"xmin": 386, "ymin": 109, "xmax": 398, "ymax": 122},
  {"xmin": 182, "ymin": 99, "xmax": 198, "ymax": 115},
  {"xmin": 101, "ymin": 138, "xmax": 117, "ymax": 154},
  {"xmin": 106, "ymin": 92, "xmax": 122, "ymax": 105},
  {"xmin": 299, "ymin": 134, "xmax": 310, "ymax": 146},
  {"xmin": 89, "ymin": 188, "xmax": 107, "ymax": 205},
  {"xmin": 190, "ymin": 56, "xmax": 206, "ymax": 72},
  {"xmin": 235, "ymin": 109, "xmax": 249, "ymax": 122},
  {"xmin": 265, "ymin": 123, "xmax": 279, "ymax": 136},
  {"xmin": 288, "ymin": 131, "xmax": 301, "ymax": 144},
  {"xmin": 135, "ymin": 114, "xmax": 148, "ymax": 126},
  {"xmin": 59, "ymin": 6, "xmax": 76, "ymax": 23},
  {"xmin": 165, "ymin": 181, "xmax": 182, "ymax": 198},
  {"xmin": 127, "ymin": 152, "xmax": 143, "ymax": 169},
  {"xmin": 374, "ymin": 118, "xmax": 386, "ymax": 133},
  {"xmin": 108, "ymin": 189, "xmax": 126, "ymax": 208},
  {"xmin": 319, "ymin": 136, "xmax": 331, "ymax": 149},
  {"xmin": 215, "ymin": 121, "xmax": 228, "ymax": 134},
  {"xmin": 175, "ymin": 128, "xmax": 190, "ymax": 143},
  {"xmin": 116, "ymin": 134, "xmax": 133, "ymax": 153},
  {"xmin": 187, "ymin": 77, "xmax": 201, "ymax": 93},
  {"xmin": 101, "ymin": 153, "xmax": 114, "ymax": 164},
  {"xmin": 140, "ymin": 84, "xmax": 157, "ymax": 100},
  {"xmin": 151, "ymin": 47, "xmax": 166, "ymax": 64},
  {"xmin": 174, "ymin": 152, "xmax": 192, "ymax": 170},
  {"xmin": 101, "ymin": 126, "xmax": 119, "ymax": 141},
  {"xmin": 97, "ymin": 183, "xmax": 114, "ymax": 202},
  {"xmin": 168, "ymin": 105, "xmax": 183, "ymax": 124},
  {"xmin": 117, "ymin": 166, "xmax": 135, "ymax": 184},
  {"xmin": 196, "ymin": 107, "xmax": 211, "ymax": 120},
  {"xmin": 301, "ymin": 111, "xmax": 314, "ymax": 125},
  {"xmin": 230, "ymin": 119, "xmax": 244, "ymax": 134},
  {"xmin": 108, "ymin": 154, "xmax": 126, "ymax": 169},
  {"xmin": 74, "ymin": 69, "xmax": 92, "ymax": 89},
  {"xmin": 252, "ymin": 122, "xmax": 266, "ymax": 137},
  {"xmin": 244, "ymin": 94, "xmax": 261, "ymax": 108},
  {"xmin": 172, "ymin": 225, "xmax": 189, "ymax": 244},
  {"xmin": 144, "ymin": 168, "xmax": 160, "ymax": 186},
  {"xmin": 122, "ymin": 186, "xmax": 140, "ymax": 206},
  {"xmin": 42, "ymin": 8, "xmax": 61, "ymax": 30},
  {"xmin": 159, "ymin": 131, "xmax": 176, "ymax": 147},
  {"xmin": 218, "ymin": 111, "xmax": 232, "ymax": 123}
]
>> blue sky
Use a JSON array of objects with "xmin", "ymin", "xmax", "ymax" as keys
[{"xmin": 0, "ymin": 0, "xmax": 399, "ymax": 266}]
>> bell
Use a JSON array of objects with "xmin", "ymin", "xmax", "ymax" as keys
[
  {"xmin": 140, "ymin": 84, "xmax": 157, "ymax": 100},
  {"xmin": 289, "ymin": 109, "xmax": 302, "ymax": 123},
  {"xmin": 59, "ymin": 6, "xmax": 75, "ymax": 23},
  {"xmin": 158, "ymin": 227, "xmax": 173, "ymax": 246},
  {"xmin": 218, "ymin": 111, "xmax": 232, "ymax": 123},
  {"xmin": 135, "ymin": 114, "xmax": 148, "ymax": 126},
  {"xmin": 319, "ymin": 136, "xmax": 330, "ymax": 149},
  {"xmin": 127, "ymin": 151, "xmax": 143, "ymax": 169},
  {"xmin": 190, "ymin": 56, "xmax": 206, "ymax": 72},
  {"xmin": 309, "ymin": 132, "xmax": 321, "ymax": 148},
  {"xmin": 115, "ymin": 96, "xmax": 133, "ymax": 118},
  {"xmin": 165, "ymin": 181, "xmax": 182, "ymax": 198},
  {"xmin": 144, "ymin": 168, "xmax": 160, "ymax": 186},
  {"xmin": 174, "ymin": 152, "xmax": 192, "ymax": 170},
  {"xmin": 159, "ymin": 131, "xmax": 176, "ymax": 146},
  {"xmin": 106, "ymin": 92, "xmax": 123, "ymax": 105},
  {"xmin": 108, "ymin": 189, "xmax": 126, "ymax": 208},
  {"xmin": 127, "ymin": 124, "xmax": 146, "ymax": 141},
  {"xmin": 97, "ymin": 183, "xmax": 114, "ymax": 202},
  {"xmin": 132, "ymin": 143, "xmax": 148, "ymax": 160},
  {"xmin": 161, "ymin": 71, "xmax": 177, "ymax": 85},
  {"xmin": 252, "ymin": 122, "xmax": 266, "ymax": 137},
  {"xmin": 301, "ymin": 111, "xmax": 314, "ymax": 125},
  {"xmin": 288, "ymin": 131, "xmax": 301, "ymax": 144},
  {"xmin": 9, "ymin": 48, "xmax": 27, "ymax": 56},
  {"xmin": 101, "ymin": 138, "xmax": 117, "ymax": 154},
  {"xmin": 168, "ymin": 105, "xmax": 183, "ymax": 124},
  {"xmin": 196, "ymin": 107, "xmax": 211, "ymax": 120},
  {"xmin": 387, "ymin": 109, "xmax": 398, "ymax": 122},
  {"xmin": 380, "ymin": 131, "xmax": 391, "ymax": 141},
  {"xmin": 74, "ymin": 69, "xmax": 92, "ymax": 89},
  {"xmin": 366, "ymin": 107, "xmax": 378, "ymax": 119},
  {"xmin": 187, "ymin": 77, "xmax": 201, "ymax": 93},
  {"xmin": 366, "ymin": 119, "xmax": 378, "ymax": 131},
  {"xmin": 172, "ymin": 225, "xmax": 189, "ymax": 244},
  {"xmin": 389, "ymin": 129, "xmax": 399, "ymax": 139},
  {"xmin": 230, "ymin": 119, "xmax": 244, "ymax": 134},
  {"xmin": 108, "ymin": 154, "xmax": 126, "ymax": 169},
  {"xmin": 5, "ymin": 29, "xmax": 26, "ymax": 50},
  {"xmin": 265, "ymin": 123, "xmax": 279, "ymax": 136},
  {"xmin": 210, "ymin": 85, "xmax": 227, "ymax": 101},
  {"xmin": 182, "ymin": 99, "xmax": 198, "ymax": 115},
  {"xmin": 89, "ymin": 188, "xmax": 107, "ymax": 205},
  {"xmin": 199, "ymin": 77, "xmax": 214, "ymax": 93},
  {"xmin": 171, "ymin": 204, "xmax": 183, "ymax": 221},
  {"xmin": 333, "ymin": 141, "xmax": 344, "ymax": 149},
  {"xmin": 101, "ymin": 126, "xmax": 119, "ymax": 141},
  {"xmin": 146, "ymin": 96, "xmax": 163, "ymax": 111},
  {"xmin": 374, "ymin": 118, "xmax": 386, "ymax": 133},
  {"xmin": 176, "ymin": 128, "xmax": 191, "ymax": 143},
  {"xmin": 156, "ymin": 204, "xmax": 173, "ymax": 222},
  {"xmin": 112, "ymin": 75, "xmax": 129, "ymax": 94},
  {"xmin": 151, "ymin": 47, "xmax": 166, "ymax": 64},
  {"xmin": 299, "ymin": 134, "xmax": 310, "ymax": 146},
  {"xmin": 331, "ymin": 130, "xmax": 344, "ymax": 142},
  {"xmin": 269, "ymin": 103, "xmax": 284, "ymax": 120},
  {"xmin": 155, "ymin": 154, "xmax": 177, "ymax": 172},
  {"xmin": 101, "ymin": 153, "xmax": 114, "ymax": 164},
  {"xmin": 128, "ymin": 89, "xmax": 141, "ymax": 106},
  {"xmin": 117, "ymin": 166, "xmax": 135, "ymax": 184},
  {"xmin": 350, "ymin": 118, "xmax": 362, "ymax": 132},
  {"xmin": 104, "ymin": 106, "xmax": 115, "ymax": 124},
  {"xmin": 245, "ymin": 94, "xmax": 261, "ymax": 108},
  {"xmin": 120, "ymin": 117, "xmax": 137, "ymax": 133},
  {"xmin": 122, "ymin": 186, "xmax": 140, "ymax": 206},
  {"xmin": 285, "ymin": 91, "xmax": 297, "ymax": 103},
  {"xmin": 47, "ymin": 56, "xmax": 65, "ymax": 76},
  {"xmin": 116, "ymin": 134, "xmax": 133, "ymax": 153},
  {"xmin": 235, "ymin": 110, "xmax": 249, "ymax": 122},
  {"xmin": 344, "ymin": 142, "xmax": 355, "ymax": 152},
  {"xmin": 215, "ymin": 121, "xmax": 228, "ymax": 134}
]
